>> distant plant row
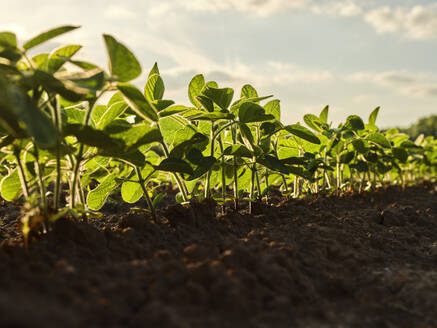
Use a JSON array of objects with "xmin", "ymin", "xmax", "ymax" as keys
[{"xmin": 0, "ymin": 26, "xmax": 436, "ymax": 241}]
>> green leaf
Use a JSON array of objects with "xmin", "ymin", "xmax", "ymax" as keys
[
  {"xmin": 160, "ymin": 116, "xmax": 186, "ymax": 144},
  {"xmin": 117, "ymin": 83, "xmax": 158, "ymax": 122},
  {"xmin": 264, "ymin": 100, "xmax": 280, "ymax": 121},
  {"xmin": 102, "ymin": 149, "xmax": 145, "ymax": 167},
  {"xmin": 103, "ymin": 34, "xmax": 141, "ymax": 82},
  {"xmin": 352, "ymin": 139, "xmax": 367, "ymax": 154},
  {"xmin": 400, "ymin": 140, "xmax": 421, "ymax": 149},
  {"xmin": 239, "ymin": 123, "xmax": 255, "ymax": 151},
  {"xmin": 202, "ymin": 86, "xmax": 234, "ymax": 110},
  {"xmin": 32, "ymin": 54, "xmax": 49, "ymax": 69},
  {"xmin": 0, "ymin": 33, "xmax": 20, "ymax": 62},
  {"xmin": 257, "ymin": 155, "xmax": 289, "ymax": 174},
  {"xmin": 121, "ymin": 176, "xmax": 144, "ymax": 204},
  {"xmin": 108, "ymin": 92, "xmax": 124, "ymax": 107},
  {"xmin": 319, "ymin": 105, "xmax": 329, "ymax": 123},
  {"xmin": 340, "ymin": 151, "xmax": 354, "ymax": 164},
  {"xmin": 345, "ymin": 115, "xmax": 365, "ymax": 130},
  {"xmin": 106, "ymin": 122, "xmax": 162, "ymax": 149},
  {"xmin": 367, "ymin": 133, "xmax": 391, "ymax": 148},
  {"xmin": 155, "ymin": 158, "xmax": 194, "ymax": 175},
  {"xmin": 63, "ymin": 107, "xmax": 85, "ymax": 124},
  {"xmin": 23, "ymin": 25, "xmax": 80, "ymax": 50},
  {"xmin": 288, "ymin": 166, "xmax": 311, "ymax": 179},
  {"xmin": 170, "ymin": 132, "xmax": 208, "ymax": 158},
  {"xmin": 63, "ymin": 123, "xmax": 121, "ymax": 150},
  {"xmin": 56, "ymin": 68, "xmax": 105, "ymax": 93},
  {"xmin": 148, "ymin": 62, "xmax": 160, "ymax": 78},
  {"xmin": 196, "ymin": 95, "xmax": 214, "ymax": 112},
  {"xmin": 284, "ymin": 124, "xmax": 320, "ymax": 144},
  {"xmin": 187, "ymin": 111, "xmax": 234, "ymax": 121},
  {"xmin": 239, "ymin": 102, "xmax": 274, "ymax": 123},
  {"xmin": 91, "ymin": 105, "xmax": 107, "ymax": 125},
  {"xmin": 303, "ymin": 114, "xmax": 322, "ymax": 132},
  {"xmin": 0, "ymin": 32, "xmax": 17, "ymax": 47},
  {"xmin": 364, "ymin": 152, "xmax": 378, "ymax": 163},
  {"xmin": 152, "ymin": 99, "xmax": 174, "ymax": 112},
  {"xmin": 47, "ymin": 45, "xmax": 82, "ymax": 72},
  {"xmin": 350, "ymin": 160, "xmax": 368, "ymax": 173},
  {"xmin": 241, "ymin": 84, "xmax": 258, "ymax": 99},
  {"xmin": 223, "ymin": 145, "xmax": 252, "ymax": 158},
  {"xmin": 230, "ymin": 95, "xmax": 274, "ymax": 115},
  {"xmin": 33, "ymin": 70, "xmax": 87, "ymax": 102},
  {"xmin": 70, "ymin": 60, "xmax": 100, "ymax": 71},
  {"xmin": 280, "ymin": 157, "xmax": 306, "ymax": 165},
  {"xmin": 185, "ymin": 148, "xmax": 216, "ymax": 174},
  {"xmin": 121, "ymin": 180, "xmax": 143, "ymax": 204},
  {"xmin": 5, "ymin": 85, "xmax": 57, "ymax": 148},
  {"xmin": 121, "ymin": 165, "xmax": 154, "ymax": 203},
  {"xmin": 368, "ymin": 106, "xmax": 380, "ymax": 127},
  {"xmin": 188, "ymin": 74, "xmax": 205, "ymax": 108},
  {"xmin": 260, "ymin": 121, "xmax": 283, "ymax": 136},
  {"xmin": 0, "ymin": 169, "xmax": 21, "ymax": 201},
  {"xmin": 172, "ymin": 125, "xmax": 198, "ymax": 147},
  {"xmin": 152, "ymin": 193, "xmax": 165, "ymax": 209},
  {"xmin": 159, "ymin": 105, "xmax": 189, "ymax": 118},
  {"xmin": 87, "ymin": 172, "xmax": 119, "ymax": 211},
  {"xmin": 392, "ymin": 147, "xmax": 408, "ymax": 163},
  {"xmin": 144, "ymin": 74, "xmax": 165, "ymax": 102},
  {"xmin": 97, "ymin": 102, "xmax": 128, "ymax": 129}
]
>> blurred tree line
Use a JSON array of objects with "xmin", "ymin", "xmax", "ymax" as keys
[{"xmin": 398, "ymin": 115, "xmax": 437, "ymax": 140}]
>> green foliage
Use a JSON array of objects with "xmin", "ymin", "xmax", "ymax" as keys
[
  {"xmin": 0, "ymin": 25, "xmax": 435, "ymax": 236},
  {"xmin": 103, "ymin": 34, "xmax": 141, "ymax": 82},
  {"xmin": 23, "ymin": 25, "xmax": 80, "ymax": 50}
]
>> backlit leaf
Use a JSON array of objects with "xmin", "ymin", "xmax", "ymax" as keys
[
  {"xmin": 285, "ymin": 124, "xmax": 320, "ymax": 144},
  {"xmin": 117, "ymin": 83, "xmax": 158, "ymax": 122},
  {"xmin": 24, "ymin": 25, "xmax": 80, "ymax": 50},
  {"xmin": 0, "ymin": 169, "xmax": 21, "ymax": 201},
  {"xmin": 103, "ymin": 34, "xmax": 141, "ymax": 82},
  {"xmin": 87, "ymin": 172, "xmax": 119, "ymax": 210}
]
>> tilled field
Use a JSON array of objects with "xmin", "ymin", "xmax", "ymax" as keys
[{"xmin": 0, "ymin": 185, "xmax": 436, "ymax": 328}]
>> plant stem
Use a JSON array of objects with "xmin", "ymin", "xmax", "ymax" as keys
[
  {"xmin": 231, "ymin": 126, "xmax": 239, "ymax": 211},
  {"xmin": 218, "ymin": 136, "xmax": 226, "ymax": 214},
  {"xmin": 249, "ymin": 158, "xmax": 255, "ymax": 214},
  {"xmin": 13, "ymin": 149, "xmax": 29, "ymax": 200},
  {"xmin": 293, "ymin": 175, "xmax": 299, "ymax": 198},
  {"xmin": 204, "ymin": 121, "xmax": 215, "ymax": 199},
  {"xmin": 156, "ymin": 128, "xmax": 189, "ymax": 202},
  {"xmin": 34, "ymin": 145, "xmax": 48, "ymax": 217},
  {"xmin": 47, "ymin": 97, "xmax": 62, "ymax": 211},
  {"xmin": 281, "ymin": 174, "xmax": 289, "ymax": 194},
  {"xmin": 255, "ymin": 165, "xmax": 262, "ymax": 202},
  {"xmin": 135, "ymin": 166, "xmax": 156, "ymax": 221},
  {"xmin": 265, "ymin": 169, "xmax": 270, "ymax": 203},
  {"xmin": 70, "ymin": 99, "xmax": 97, "ymax": 208}
]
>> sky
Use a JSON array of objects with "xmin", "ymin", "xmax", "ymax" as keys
[{"xmin": 1, "ymin": 0, "xmax": 437, "ymax": 127}]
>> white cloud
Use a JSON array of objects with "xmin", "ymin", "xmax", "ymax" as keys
[
  {"xmin": 176, "ymin": 0, "xmax": 437, "ymax": 40},
  {"xmin": 311, "ymin": 1, "xmax": 362, "ymax": 17},
  {"xmin": 348, "ymin": 70, "xmax": 437, "ymax": 98},
  {"xmin": 364, "ymin": 4, "xmax": 437, "ymax": 40},
  {"xmin": 266, "ymin": 62, "xmax": 333, "ymax": 84},
  {"xmin": 179, "ymin": 0, "xmax": 364, "ymax": 17},
  {"xmin": 180, "ymin": 0, "xmax": 309, "ymax": 16},
  {"xmin": 148, "ymin": 3, "xmax": 172, "ymax": 18},
  {"xmin": 104, "ymin": 4, "xmax": 137, "ymax": 20}
]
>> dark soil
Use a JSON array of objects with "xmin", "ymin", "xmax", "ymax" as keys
[{"xmin": 0, "ymin": 185, "xmax": 437, "ymax": 328}]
